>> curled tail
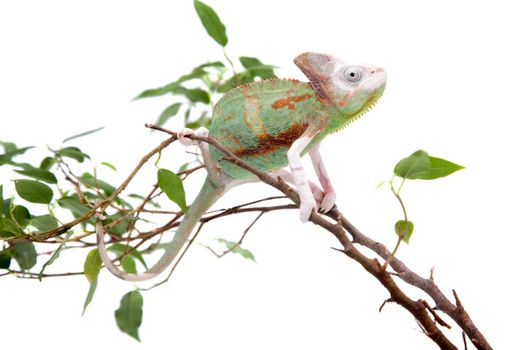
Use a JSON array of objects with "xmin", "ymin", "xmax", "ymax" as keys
[{"xmin": 97, "ymin": 177, "xmax": 225, "ymax": 282}]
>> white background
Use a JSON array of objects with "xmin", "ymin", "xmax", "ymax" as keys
[{"xmin": 1, "ymin": 1, "xmax": 524, "ymax": 349}]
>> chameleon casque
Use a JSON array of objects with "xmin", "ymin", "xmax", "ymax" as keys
[{"xmin": 97, "ymin": 52, "xmax": 387, "ymax": 281}]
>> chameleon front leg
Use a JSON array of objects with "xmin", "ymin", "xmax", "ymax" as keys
[
  {"xmin": 287, "ymin": 125, "xmax": 320, "ymax": 222},
  {"xmin": 178, "ymin": 127, "xmax": 215, "ymax": 173},
  {"xmin": 309, "ymin": 143, "xmax": 336, "ymax": 213}
]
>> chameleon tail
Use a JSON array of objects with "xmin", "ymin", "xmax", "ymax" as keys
[{"xmin": 97, "ymin": 176, "xmax": 225, "ymax": 282}]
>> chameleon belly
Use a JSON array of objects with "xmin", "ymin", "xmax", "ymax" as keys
[{"xmin": 209, "ymin": 79, "xmax": 324, "ymax": 179}]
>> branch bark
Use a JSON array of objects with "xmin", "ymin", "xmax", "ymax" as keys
[{"xmin": 145, "ymin": 124, "xmax": 492, "ymax": 350}]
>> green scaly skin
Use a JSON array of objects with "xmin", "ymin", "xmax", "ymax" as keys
[{"xmin": 97, "ymin": 52, "xmax": 387, "ymax": 281}]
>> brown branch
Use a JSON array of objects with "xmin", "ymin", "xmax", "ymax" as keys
[
  {"xmin": 204, "ymin": 211, "xmax": 264, "ymax": 258},
  {"xmin": 146, "ymin": 124, "xmax": 461, "ymax": 350},
  {"xmin": 4, "ymin": 136, "xmax": 177, "ymax": 244},
  {"xmin": 330, "ymin": 212, "xmax": 492, "ymax": 350}
]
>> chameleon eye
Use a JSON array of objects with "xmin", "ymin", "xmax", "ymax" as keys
[{"xmin": 343, "ymin": 67, "xmax": 363, "ymax": 83}]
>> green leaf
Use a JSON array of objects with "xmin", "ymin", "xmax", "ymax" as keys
[
  {"xmin": 417, "ymin": 156, "xmax": 465, "ymax": 180},
  {"xmin": 394, "ymin": 150, "xmax": 464, "ymax": 180},
  {"xmin": 115, "ymin": 291, "xmax": 143, "ymax": 342},
  {"xmin": 14, "ymin": 167, "xmax": 57, "ymax": 184},
  {"xmin": 39, "ymin": 231, "xmax": 73, "ymax": 280},
  {"xmin": 194, "ymin": 0, "xmax": 228, "ymax": 46},
  {"xmin": 121, "ymin": 255, "xmax": 137, "ymax": 274},
  {"xmin": 0, "ymin": 145, "xmax": 34, "ymax": 166},
  {"xmin": 0, "ymin": 185, "xmax": 4, "ymax": 214},
  {"xmin": 217, "ymin": 238, "xmax": 256, "ymax": 262},
  {"xmin": 80, "ymin": 172, "xmax": 115, "ymax": 196},
  {"xmin": 108, "ymin": 243, "xmax": 148, "ymax": 270},
  {"xmin": 12, "ymin": 241, "xmax": 37, "ymax": 270},
  {"xmin": 394, "ymin": 150, "xmax": 431, "ymax": 179},
  {"xmin": 0, "ymin": 250, "xmax": 11, "ymax": 269},
  {"xmin": 157, "ymin": 168, "xmax": 187, "ymax": 212},
  {"xmin": 63, "ymin": 126, "xmax": 104, "ymax": 143},
  {"xmin": 84, "ymin": 249, "xmax": 102, "ymax": 283},
  {"xmin": 82, "ymin": 278, "xmax": 98, "ymax": 316},
  {"xmin": 57, "ymin": 146, "xmax": 89, "ymax": 163},
  {"xmin": 0, "ymin": 218, "xmax": 23, "ymax": 237},
  {"xmin": 11, "ymin": 205, "xmax": 30, "ymax": 228},
  {"xmin": 40, "ymin": 156, "xmax": 57, "ymax": 170},
  {"xmin": 156, "ymin": 102, "xmax": 182, "ymax": 127},
  {"xmin": 172, "ymin": 86, "xmax": 210, "ymax": 103},
  {"xmin": 0, "ymin": 141, "xmax": 17, "ymax": 153},
  {"xmin": 395, "ymin": 220, "xmax": 414, "ymax": 244},
  {"xmin": 239, "ymin": 56, "xmax": 277, "ymax": 79},
  {"xmin": 57, "ymin": 196, "xmax": 90, "ymax": 217},
  {"xmin": 195, "ymin": 61, "xmax": 225, "ymax": 70},
  {"xmin": 31, "ymin": 214, "xmax": 59, "ymax": 232},
  {"xmin": 100, "ymin": 162, "xmax": 117, "ymax": 171},
  {"xmin": 14, "ymin": 179, "xmax": 53, "ymax": 204},
  {"xmin": 217, "ymin": 72, "xmax": 254, "ymax": 93}
]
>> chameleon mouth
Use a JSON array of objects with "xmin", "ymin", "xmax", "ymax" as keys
[{"xmin": 332, "ymin": 83, "xmax": 386, "ymax": 133}]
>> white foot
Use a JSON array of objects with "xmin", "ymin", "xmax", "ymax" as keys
[
  {"xmin": 299, "ymin": 193, "xmax": 318, "ymax": 223},
  {"xmin": 177, "ymin": 127, "xmax": 209, "ymax": 147},
  {"xmin": 177, "ymin": 128, "xmax": 197, "ymax": 146},
  {"xmin": 319, "ymin": 191, "xmax": 336, "ymax": 213}
]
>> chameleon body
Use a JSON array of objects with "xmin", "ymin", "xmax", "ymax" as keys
[{"xmin": 97, "ymin": 53, "xmax": 387, "ymax": 281}]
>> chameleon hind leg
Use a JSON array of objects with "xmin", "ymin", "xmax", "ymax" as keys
[{"xmin": 308, "ymin": 143, "xmax": 336, "ymax": 213}]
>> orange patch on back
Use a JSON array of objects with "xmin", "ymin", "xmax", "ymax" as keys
[
  {"xmin": 234, "ymin": 123, "xmax": 308, "ymax": 157},
  {"xmin": 271, "ymin": 93, "xmax": 314, "ymax": 110}
]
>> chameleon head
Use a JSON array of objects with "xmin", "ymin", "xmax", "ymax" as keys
[{"xmin": 294, "ymin": 52, "xmax": 386, "ymax": 130}]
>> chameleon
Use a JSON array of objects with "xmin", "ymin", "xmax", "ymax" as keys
[{"xmin": 97, "ymin": 52, "xmax": 387, "ymax": 281}]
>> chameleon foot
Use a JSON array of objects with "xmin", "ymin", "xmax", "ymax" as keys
[
  {"xmin": 177, "ymin": 127, "xmax": 209, "ymax": 146},
  {"xmin": 319, "ymin": 191, "xmax": 336, "ymax": 213},
  {"xmin": 299, "ymin": 193, "xmax": 318, "ymax": 223}
]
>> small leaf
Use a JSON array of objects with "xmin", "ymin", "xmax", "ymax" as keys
[
  {"xmin": 395, "ymin": 220, "xmax": 414, "ymax": 244},
  {"xmin": 115, "ymin": 291, "xmax": 143, "ymax": 342},
  {"xmin": 31, "ymin": 214, "xmax": 59, "ymax": 232},
  {"xmin": 14, "ymin": 180, "xmax": 53, "ymax": 204},
  {"xmin": 40, "ymin": 156, "xmax": 57, "ymax": 170},
  {"xmin": 394, "ymin": 150, "xmax": 464, "ymax": 180},
  {"xmin": 11, "ymin": 205, "xmax": 30, "ymax": 228},
  {"xmin": 12, "ymin": 241, "xmax": 37, "ymax": 270},
  {"xmin": 394, "ymin": 150, "xmax": 431, "ymax": 179},
  {"xmin": 57, "ymin": 146, "xmax": 89, "ymax": 163},
  {"xmin": 217, "ymin": 238, "xmax": 256, "ymax": 262},
  {"xmin": 194, "ymin": 0, "xmax": 228, "ymax": 47},
  {"xmin": 0, "ymin": 185, "xmax": 4, "ymax": 214},
  {"xmin": 57, "ymin": 196, "xmax": 90, "ymax": 217},
  {"xmin": 0, "ymin": 145, "xmax": 34, "ymax": 166},
  {"xmin": 100, "ymin": 162, "xmax": 117, "ymax": 171},
  {"xmin": 0, "ymin": 250, "xmax": 11, "ymax": 269},
  {"xmin": 108, "ymin": 243, "xmax": 148, "ymax": 270},
  {"xmin": 121, "ymin": 255, "xmax": 137, "ymax": 274},
  {"xmin": 84, "ymin": 249, "xmax": 102, "ymax": 283},
  {"xmin": 156, "ymin": 102, "xmax": 182, "ymax": 127},
  {"xmin": 195, "ymin": 61, "xmax": 225, "ymax": 70},
  {"xmin": 14, "ymin": 167, "xmax": 57, "ymax": 184},
  {"xmin": 82, "ymin": 278, "xmax": 98, "ymax": 316},
  {"xmin": 239, "ymin": 56, "xmax": 277, "ymax": 79},
  {"xmin": 80, "ymin": 172, "xmax": 115, "ymax": 196},
  {"xmin": 39, "ymin": 232, "xmax": 73, "ymax": 280},
  {"xmin": 417, "ymin": 156, "xmax": 465, "ymax": 180},
  {"xmin": 63, "ymin": 127, "xmax": 104, "ymax": 143},
  {"xmin": 157, "ymin": 168, "xmax": 187, "ymax": 212},
  {"xmin": 172, "ymin": 86, "xmax": 210, "ymax": 103},
  {"xmin": 0, "ymin": 141, "xmax": 17, "ymax": 153}
]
